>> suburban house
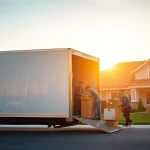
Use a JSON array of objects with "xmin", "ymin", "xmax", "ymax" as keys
[{"xmin": 100, "ymin": 58, "xmax": 150, "ymax": 110}]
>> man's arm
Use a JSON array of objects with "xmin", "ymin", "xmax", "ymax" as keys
[{"xmin": 91, "ymin": 88, "xmax": 99, "ymax": 101}]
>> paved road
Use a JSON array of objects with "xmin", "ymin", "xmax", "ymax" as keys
[{"xmin": 0, "ymin": 126, "xmax": 150, "ymax": 150}]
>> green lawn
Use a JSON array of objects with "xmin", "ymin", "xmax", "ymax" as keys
[
  {"xmin": 82, "ymin": 112, "xmax": 150, "ymax": 125},
  {"xmin": 118, "ymin": 112, "xmax": 150, "ymax": 124}
]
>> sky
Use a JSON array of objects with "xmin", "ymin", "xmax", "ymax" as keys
[{"xmin": 0, "ymin": 0, "xmax": 150, "ymax": 70}]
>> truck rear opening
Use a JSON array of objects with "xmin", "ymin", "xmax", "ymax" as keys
[{"xmin": 72, "ymin": 52, "xmax": 100, "ymax": 116}]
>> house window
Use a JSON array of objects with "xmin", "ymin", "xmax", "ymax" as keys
[
  {"xmin": 131, "ymin": 90, "xmax": 136, "ymax": 101},
  {"xmin": 118, "ymin": 93, "xmax": 122, "ymax": 99},
  {"xmin": 110, "ymin": 91, "xmax": 131, "ymax": 100},
  {"xmin": 111, "ymin": 92, "xmax": 118, "ymax": 99},
  {"xmin": 148, "ymin": 70, "xmax": 150, "ymax": 78},
  {"xmin": 131, "ymin": 91, "xmax": 135, "ymax": 100}
]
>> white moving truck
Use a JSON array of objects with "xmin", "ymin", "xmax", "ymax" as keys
[{"xmin": 0, "ymin": 48, "xmax": 100, "ymax": 128}]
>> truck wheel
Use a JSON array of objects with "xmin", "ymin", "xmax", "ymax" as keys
[{"xmin": 48, "ymin": 125, "xmax": 52, "ymax": 128}]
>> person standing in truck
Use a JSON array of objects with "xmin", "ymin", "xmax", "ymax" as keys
[
  {"xmin": 120, "ymin": 89, "xmax": 134, "ymax": 127},
  {"xmin": 74, "ymin": 81, "xmax": 84, "ymax": 116},
  {"xmin": 85, "ymin": 86, "xmax": 102, "ymax": 120}
]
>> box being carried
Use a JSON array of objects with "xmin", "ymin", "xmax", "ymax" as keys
[
  {"xmin": 106, "ymin": 99, "xmax": 121, "ymax": 108},
  {"xmin": 81, "ymin": 95, "xmax": 95, "ymax": 119}
]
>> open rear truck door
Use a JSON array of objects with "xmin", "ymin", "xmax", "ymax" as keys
[{"xmin": 71, "ymin": 50, "xmax": 122, "ymax": 133}]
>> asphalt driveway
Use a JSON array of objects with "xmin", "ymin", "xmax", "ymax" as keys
[{"xmin": 0, "ymin": 125, "xmax": 150, "ymax": 150}]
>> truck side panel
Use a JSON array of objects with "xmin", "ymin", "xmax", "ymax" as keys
[{"xmin": 0, "ymin": 50, "xmax": 69, "ymax": 117}]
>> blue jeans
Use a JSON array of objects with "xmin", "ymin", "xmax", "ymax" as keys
[{"xmin": 94, "ymin": 101, "xmax": 101, "ymax": 119}]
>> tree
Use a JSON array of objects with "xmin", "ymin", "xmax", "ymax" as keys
[{"xmin": 138, "ymin": 98, "xmax": 145, "ymax": 112}]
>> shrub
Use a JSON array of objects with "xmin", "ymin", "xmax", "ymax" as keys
[
  {"xmin": 138, "ymin": 98, "xmax": 145, "ymax": 112},
  {"xmin": 131, "ymin": 109, "xmax": 138, "ymax": 113}
]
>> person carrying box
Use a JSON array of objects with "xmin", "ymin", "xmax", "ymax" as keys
[
  {"xmin": 85, "ymin": 86, "xmax": 102, "ymax": 120},
  {"xmin": 120, "ymin": 89, "xmax": 134, "ymax": 127}
]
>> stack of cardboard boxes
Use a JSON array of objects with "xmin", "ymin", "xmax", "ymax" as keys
[{"xmin": 104, "ymin": 99, "xmax": 122, "ymax": 127}]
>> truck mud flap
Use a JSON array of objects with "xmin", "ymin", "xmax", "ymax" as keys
[{"xmin": 74, "ymin": 116, "xmax": 122, "ymax": 133}]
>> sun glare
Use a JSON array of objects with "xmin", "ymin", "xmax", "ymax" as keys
[{"xmin": 100, "ymin": 59, "xmax": 117, "ymax": 71}]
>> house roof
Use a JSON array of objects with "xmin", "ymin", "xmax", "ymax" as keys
[
  {"xmin": 100, "ymin": 61, "xmax": 145, "ymax": 89},
  {"xmin": 127, "ymin": 79, "xmax": 150, "ymax": 85},
  {"xmin": 131, "ymin": 58, "xmax": 150, "ymax": 74}
]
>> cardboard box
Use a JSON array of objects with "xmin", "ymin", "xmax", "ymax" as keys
[
  {"xmin": 106, "ymin": 99, "xmax": 122, "ymax": 108},
  {"xmin": 81, "ymin": 109, "xmax": 94, "ymax": 118},
  {"xmin": 81, "ymin": 97, "xmax": 95, "ymax": 118},
  {"xmin": 81, "ymin": 99, "xmax": 95, "ymax": 110},
  {"xmin": 104, "ymin": 99, "xmax": 121, "ymax": 127},
  {"xmin": 104, "ymin": 108, "xmax": 115, "ymax": 120},
  {"xmin": 104, "ymin": 108, "xmax": 121, "ymax": 120},
  {"xmin": 105, "ymin": 120, "xmax": 118, "ymax": 128}
]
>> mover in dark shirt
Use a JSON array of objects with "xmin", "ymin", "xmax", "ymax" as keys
[
  {"xmin": 120, "ymin": 89, "xmax": 133, "ymax": 126},
  {"xmin": 74, "ymin": 81, "xmax": 84, "ymax": 116}
]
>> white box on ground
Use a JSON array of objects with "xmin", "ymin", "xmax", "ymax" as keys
[{"xmin": 104, "ymin": 108, "xmax": 115, "ymax": 120}]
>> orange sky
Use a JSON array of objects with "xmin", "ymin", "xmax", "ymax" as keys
[{"xmin": 0, "ymin": 0, "xmax": 150, "ymax": 70}]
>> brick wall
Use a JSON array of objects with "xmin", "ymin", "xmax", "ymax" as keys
[{"xmin": 131, "ymin": 102, "xmax": 139, "ymax": 110}]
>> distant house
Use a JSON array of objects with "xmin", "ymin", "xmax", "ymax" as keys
[{"xmin": 100, "ymin": 58, "xmax": 150, "ymax": 110}]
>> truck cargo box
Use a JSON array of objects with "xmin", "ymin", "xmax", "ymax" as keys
[{"xmin": 0, "ymin": 48, "xmax": 100, "ymax": 126}]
